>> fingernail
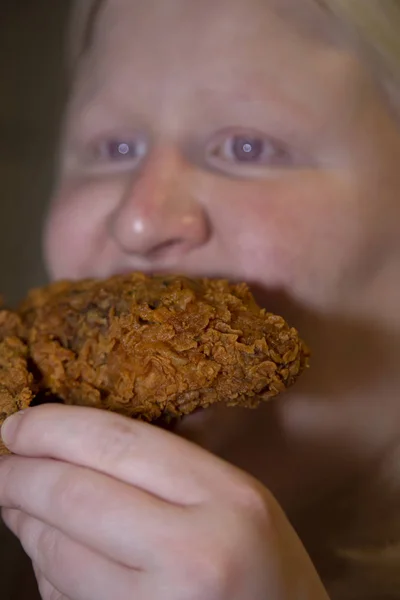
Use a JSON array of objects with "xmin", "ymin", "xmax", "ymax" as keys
[{"xmin": 1, "ymin": 411, "xmax": 26, "ymax": 446}]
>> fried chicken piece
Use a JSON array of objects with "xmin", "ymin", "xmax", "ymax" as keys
[
  {"xmin": 0, "ymin": 310, "xmax": 34, "ymax": 454},
  {"xmin": 0, "ymin": 274, "xmax": 309, "ymax": 454}
]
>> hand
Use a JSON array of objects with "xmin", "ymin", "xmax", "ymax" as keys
[{"xmin": 0, "ymin": 405, "xmax": 329, "ymax": 600}]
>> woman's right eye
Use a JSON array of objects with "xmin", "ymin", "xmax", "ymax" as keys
[{"xmin": 88, "ymin": 137, "xmax": 147, "ymax": 167}]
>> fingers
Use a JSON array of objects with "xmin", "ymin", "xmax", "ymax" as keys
[
  {"xmin": 0, "ymin": 455, "xmax": 183, "ymax": 568},
  {"xmin": 1, "ymin": 404, "xmax": 238, "ymax": 503},
  {"xmin": 2, "ymin": 508, "xmax": 137, "ymax": 600},
  {"xmin": 34, "ymin": 571, "xmax": 70, "ymax": 600}
]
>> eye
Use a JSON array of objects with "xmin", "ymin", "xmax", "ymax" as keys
[
  {"xmin": 88, "ymin": 136, "xmax": 147, "ymax": 168},
  {"xmin": 207, "ymin": 130, "xmax": 292, "ymax": 172},
  {"xmin": 228, "ymin": 136, "xmax": 266, "ymax": 162}
]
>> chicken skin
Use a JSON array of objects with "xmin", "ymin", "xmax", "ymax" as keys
[{"xmin": 0, "ymin": 274, "xmax": 309, "ymax": 454}]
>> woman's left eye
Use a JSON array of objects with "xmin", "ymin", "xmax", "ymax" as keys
[{"xmin": 207, "ymin": 131, "xmax": 292, "ymax": 169}]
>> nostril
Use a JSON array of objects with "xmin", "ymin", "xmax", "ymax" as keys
[{"xmin": 146, "ymin": 238, "xmax": 184, "ymax": 258}]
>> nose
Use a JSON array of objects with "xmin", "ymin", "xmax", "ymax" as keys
[{"xmin": 108, "ymin": 148, "xmax": 210, "ymax": 262}]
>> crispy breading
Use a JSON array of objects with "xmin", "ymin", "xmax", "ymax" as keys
[
  {"xmin": 0, "ymin": 274, "xmax": 309, "ymax": 454},
  {"xmin": 0, "ymin": 311, "xmax": 34, "ymax": 454}
]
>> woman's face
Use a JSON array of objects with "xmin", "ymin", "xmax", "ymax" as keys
[{"xmin": 45, "ymin": 0, "xmax": 400, "ymax": 323}]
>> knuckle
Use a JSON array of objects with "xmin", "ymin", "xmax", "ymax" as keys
[
  {"xmin": 179, "ymin": 547, "xmax": 237, "ymax": 600},
  {"xmin": 165, "ymin": 525, "xmax": 240, "ymax": 600},
  {"xmin": 95, "ymin": 418, "xmax": 138, "ymax": 467},
  {"xmin": 228, "ymin": 475, "xmax": 273, "ymax": 524}
]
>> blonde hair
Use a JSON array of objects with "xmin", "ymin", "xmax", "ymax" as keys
[
  {"xmin": 323, "ymin": 1, "xmax": 400, "ymax": 70},
  {"xmin": 321, "ymin": 0, "xmax": 400, "ymax": 108}
]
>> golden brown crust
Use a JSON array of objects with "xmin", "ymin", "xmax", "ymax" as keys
[
  {"xmin": 0, "ymin": 311, "xmax": 34, "ymax": 455},
  {"xmin": 0, "ymin": 274, "xmax": 309, "ymax": 454}
]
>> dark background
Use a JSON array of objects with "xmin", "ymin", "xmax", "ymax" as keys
[
  {"xmin": 1, "ymin": 2, "xmax": 71, "ymax": 597},
  {"xmin": 0, "ymin": 0, "xmax": 70, "ymax": 304}
]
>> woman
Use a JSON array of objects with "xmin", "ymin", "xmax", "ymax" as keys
[{"xmin": 1, "ymin": 0, "xmax": 400, "ymax": 598}]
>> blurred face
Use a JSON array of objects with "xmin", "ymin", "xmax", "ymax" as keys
[{"xmin": 45, "ymin": 0, "xmax": 400, "ymax": 324}]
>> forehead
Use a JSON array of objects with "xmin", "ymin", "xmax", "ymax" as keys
[
  {"xmin": 75, "ymin": 0, "xmax": 343, "ymax": 85},
  {"xmin": 68, "ymin": 0, "xmax": 360, "ymax": 139},
  {"xmin": 76, "ymin": 0, "xmax": 342, "ymax": 67}
]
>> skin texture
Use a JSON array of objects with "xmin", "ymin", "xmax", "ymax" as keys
[{"xmin": 1, "ymin": 0, "xmax": 400, "ymax": 598}]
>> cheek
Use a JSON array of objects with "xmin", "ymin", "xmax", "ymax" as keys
[
  {"xmin": 208, "ymin": 171, "xmax": 369, "ymax": 308},
  {"xmin": 44, "ymin": 201, "xmax": 91, "ymax": 280},
  {"xmin": 44, "ymin": 180, "xmax": 117, "ymax": 280}
]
